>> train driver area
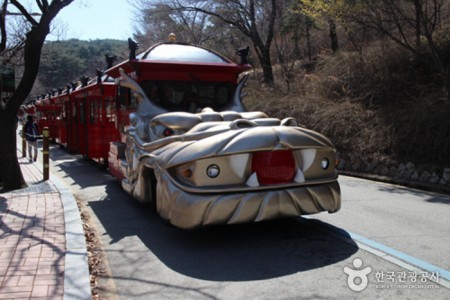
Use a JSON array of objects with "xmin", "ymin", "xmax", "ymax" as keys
[{"xmin": 139, "ymin": 80, "xmax": 234, "ymax": 113}]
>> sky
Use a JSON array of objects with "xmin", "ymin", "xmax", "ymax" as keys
[{"xmin": 48, "ymin": 0, "xmax": 135, "ymax": 41}]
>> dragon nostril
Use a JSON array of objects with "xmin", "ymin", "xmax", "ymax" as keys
[{"xmin": 230, "ymin": 119, "xmax": 258, "ymax": 129}]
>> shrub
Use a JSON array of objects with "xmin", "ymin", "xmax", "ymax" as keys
[{"xmin": 244, "ymin": 41, "xmax": 450, "ymax": 168}]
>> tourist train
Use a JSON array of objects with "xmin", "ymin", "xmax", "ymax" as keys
[{"xmin": 22, "ymin": 35, "xmax": 341, "ymax": 229}]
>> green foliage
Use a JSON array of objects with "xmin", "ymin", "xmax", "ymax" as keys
[{"xmin": 36, "ymin": 39, "xmax": 128, "ymax": 92}]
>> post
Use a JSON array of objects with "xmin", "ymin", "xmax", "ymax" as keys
[
  {"xmin": 22, "ymin": 124, "xmax": 26, "ymax": 157},
  {"xmin": 43, "ymin": 127, "xmax": 49, "ymax": 181}
]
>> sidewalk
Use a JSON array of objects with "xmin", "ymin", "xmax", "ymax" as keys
[{"xmin": 0, "ymin": 144, "xmax": 90, "ymax": 299}]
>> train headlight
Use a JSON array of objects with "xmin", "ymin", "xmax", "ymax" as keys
[
  {"xmin": 321, "ymin": 158, "xmax": 330, "ymax": 170},
  {"xmin": 206, "ymin": 164, "xmax": 220, "ymax": 178}
]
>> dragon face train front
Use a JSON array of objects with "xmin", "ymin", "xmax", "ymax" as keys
[{"xmin": 105, "ymin": 36, "xmax": 341, "ymax": 229}]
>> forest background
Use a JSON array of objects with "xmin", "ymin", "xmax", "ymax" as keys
[{"xmin": 18, "ymin": 0, "xmax": 450, "ymax": 180}]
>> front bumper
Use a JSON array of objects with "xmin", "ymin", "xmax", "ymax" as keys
[{"xmin": 156, "ymin": 172, "xmax": 341, "ymax": 229}]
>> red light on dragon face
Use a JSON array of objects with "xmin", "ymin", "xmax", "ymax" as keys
[
  {"xmin": 163, "ymin": 128, "xmax": 174, "ymax": 137},
  {"xmin": 251, "ymin": 150, "xmax": 296, "ymax": 185}
]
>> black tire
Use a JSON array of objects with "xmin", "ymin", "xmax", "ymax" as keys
[{"xmin": 141, "ymin": 167, "xmax": 158, "ymax": 212}]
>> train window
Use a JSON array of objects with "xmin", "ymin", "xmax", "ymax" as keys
[
  {"xmin": 89, "ymin": 101, "xmax": 96, "ymax": 124},
  {"xmin": 72, "ymin": 103, "xmax": 77, "ymax": 120},
  {"xmin": 61, "ymin": 102, "xmax": 66, "ymax": 119},
  {"xmin": 140, "ymin": 80, "xmax": 234, "ymax": 112},
  {"xmin": 117, "ymin": 87, "xmax": 127, "ymax": 108},
  {"xmin": 89, "ymin": 102, "xmax": 94, "ymax": 124},
  {"xmin": 105, "ymin": 97, "xmax": 115, "ymax": 122},
  {"xmin": 79, "ymin": 102, "xmax": 85, "ymax": 124},
  {"xmin": 217, "ymin": 86, "xmax": 229, "ymax": 104},
  {"xmin": 117, "ymin": 87, "xmax": 136, "ymax": 109},
  {"xmin": 140, "ymin": 81, "xmax": 158, "ymax": 102},
  {"xmin": 89, "ymin": 99, "xmax": 103, "ymax": 124},
  {"xmin": 98, "ymin": 99, "xmax": 103, "ymax": 123}
]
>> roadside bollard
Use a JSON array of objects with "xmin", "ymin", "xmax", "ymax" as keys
[
  {"xmin": 22, "ymin": 124, "xmax": 26, "ymax": 158},
  {"xmin": 43, "ymin": 127, "xmax": 49, "ymax": 181}
]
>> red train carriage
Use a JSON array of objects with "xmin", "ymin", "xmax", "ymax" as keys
[
  {"xmin": 69, "ymin": 79, "xmax": 88, "ymax": 155},
  {"xmin": 66, "ymin": 72, "xmax": 120, "ymax": 165},
  {"xmin": 18, "ymin": 103, "xmax": 36, "ymax": 123},
  {"xmin": 65, "ymin": 83, "xmax": 79, "ymax": 153},
  {"xmin": 35, "ymin": 92, "xmax": 61, "ymax": 141},
  {"xmin": 48, "ymin": 86, "xmax": 70, "ymax": 146}
]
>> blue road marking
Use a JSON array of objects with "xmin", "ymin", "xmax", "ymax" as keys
[
  {"xmin": 348, "ymin": 231, "xmax": 450, "ymax": 281},
  {"xmin": 304, "ymin": 217, "xmax": 450, "ymax": 282}
]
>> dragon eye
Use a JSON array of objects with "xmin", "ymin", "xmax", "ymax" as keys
[
  {"xmin": 321, "ymin": 158, "xmax": 329, "ymax": 170},
  {"xmin": 163, "ymin": 128, "xmax": 174, "ymax": 137},
  {"xmin": 206, "ymin": 164, "xmax": 220, "ymax": 178}
]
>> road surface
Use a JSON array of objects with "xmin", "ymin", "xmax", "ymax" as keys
[{"xmin": 48, "ymin": 145, "xmax": 450, "ymax": 299}]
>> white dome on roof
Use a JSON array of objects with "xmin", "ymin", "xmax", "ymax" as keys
[{"xmin": 139, "ymin": 43, "xmax": 231, "ymax": 64}]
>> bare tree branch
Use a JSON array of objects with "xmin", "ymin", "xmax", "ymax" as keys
[{"xmin": 9, "ymin": 0, "xmax": 39, "ymax": 27}]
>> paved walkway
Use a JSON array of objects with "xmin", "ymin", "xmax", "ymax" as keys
[{"xmin": 0, "ymin": 142, "xmax": 90, "ymax": 299}]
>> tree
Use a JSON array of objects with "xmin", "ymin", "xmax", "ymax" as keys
[
  {"xmin": 340, "ymin": 0, "xmax": 450, "ymax": 101},
  {"xmin": 134, "ymin": 0, "xmax": 278, "ymax": 84},
  {"xmin": 0, "ymin": 0, "xmax": 73, "ymax": 191},
  {"xmin": 298, "ymin": 0, "xmax": 343, "ymax": 53},
  {"xmin": 281, "ymin": 6, "xmax": 316, "ymax": 61},
  {"xmin": 188, "ymin": 0, "xmax": 278, "ymax": 84},
  {"xmin": 299, "ymin": 0, "xmax": 450, "ymax": 100},
  {"xmin": 132, "ymin": 0, "xmax": 226, "ymax": 48},
  {"xmin": 273, "ymin": 1, "xmax": 314, "ymax": 91},
  {"xmin": 36, "ymin": 39, "xmax": 128, "ymax": 93}
]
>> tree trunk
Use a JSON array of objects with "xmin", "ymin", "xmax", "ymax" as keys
[
  {"xmin": 0, "ymin": 30, "xmax": 44, "ymax": 190},
  {"xmin": 0, "ymin": 0, "xmax": 73, "ymax": 191},
  {"xmin": 329, "ymin": 19, "xmax": 339, "ymax": 53},
  {"xmin": 260, "ymin": 47, "xmax": 274, "ymax": 84},
  {"xmin": 306, "ymin": 19, "xmax": 312, "ymax": 61},
  {"xmin": 414, "ymin": 0, "xmax": 422, "ymax": 48},
  {"xmin": 0, "ymin": 112, "xmax": 25, "ymax": 191}
]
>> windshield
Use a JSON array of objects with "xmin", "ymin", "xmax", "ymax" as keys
[{"xmin": 140, "ymin": 80, "xmax": 234, "ymax": 112}]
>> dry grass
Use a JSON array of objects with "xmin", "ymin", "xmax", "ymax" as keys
[{"xmin": 243, "ymin": 41, "xmax": 450, "ymax": 170}]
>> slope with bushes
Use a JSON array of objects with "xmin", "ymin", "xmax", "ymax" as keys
[{"xmin": 244, "ymin": 41, "xmax": 450, "ymax": 181}]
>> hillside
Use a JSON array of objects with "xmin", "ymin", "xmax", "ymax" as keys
[
  {"xmin": 243, "ymin": 41, "xmax": 450, "ymax": 186},
  {"xmin": 33, "ymin": 39, "xmax": 129, "ymax": 94}
]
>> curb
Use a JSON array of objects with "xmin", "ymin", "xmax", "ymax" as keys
[{"xmin": 30, "ymin": 161, "xmax": 91, "ymax": 300}]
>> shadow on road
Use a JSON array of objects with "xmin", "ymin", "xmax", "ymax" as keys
[
  {"xmin": 50, "ymin": 145, "xmax": 358, "ymax": 282},
  {"xmin": 340, "ymin": 175, "xmax": 450, "ymax": 205},
  {"xmin": 91, "ymin": 191, "xmax": 358, "ymax": 281},
  {"xmin": 376, "ymin": 184, "xmax": 450, "ymax": 205}
]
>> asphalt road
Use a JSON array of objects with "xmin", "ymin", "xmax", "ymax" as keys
[{"xmin": 48, "ymin": 144, "xmax": 450, "ymax": 299}]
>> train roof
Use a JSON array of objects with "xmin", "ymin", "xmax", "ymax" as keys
[
  {"xmin": 139, "ymin": 43, "xmax": 231, "ymax": 63},
  {"xmin": 106, "ymin": 42, "xmax": 250, "ymax": 79}
]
